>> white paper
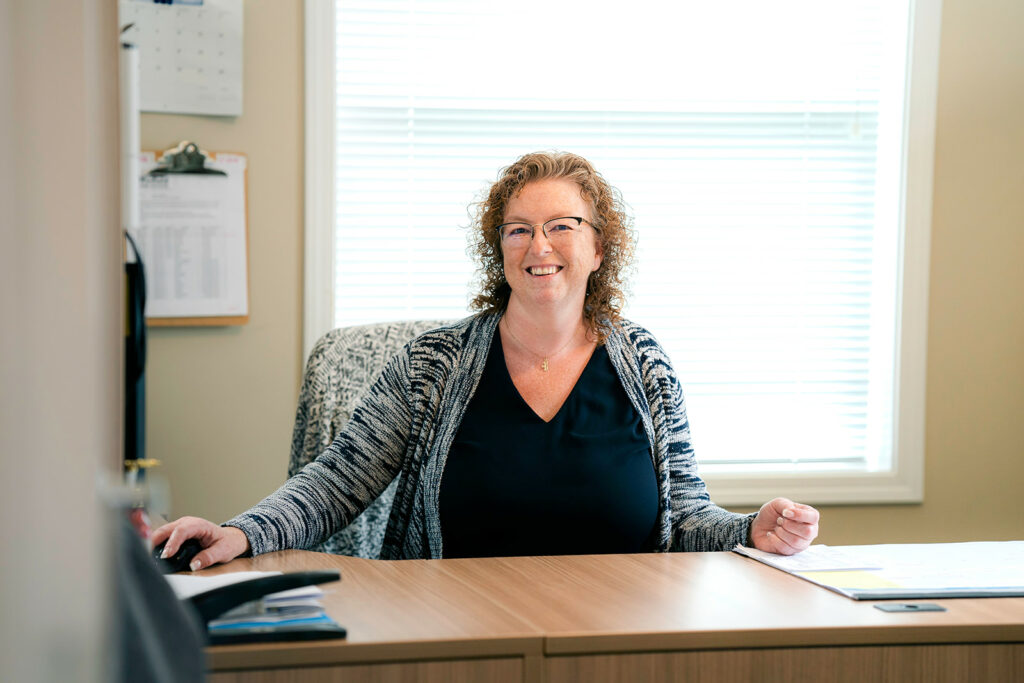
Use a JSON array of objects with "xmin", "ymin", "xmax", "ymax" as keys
[
  {"xmin": 164, "ymin": 570, "xmax": 324, "ymax": 601},
  {"xmin": 165, "ymin": 570, "xmax": 276, "ymax": 599},
  {"xmin": 733, "ymin": 544, "xmax": 883, "ymax": 571},
  {"xmin": 734, "ymin": 541, "xmax": 1024, "ymax": 597},
  {"xmin": 834, "ymin": 541, "xmax": 1024, "ymax": 589},
  {"xmin": 119, "ymin": 0, "xmax": 243, "ymax": 117},
  {"xmin": 134, "ymin": 151, "xmax": 248, "ymax": 318}
]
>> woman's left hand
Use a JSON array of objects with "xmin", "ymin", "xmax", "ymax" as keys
[{"xmin": 750, "ymin": 497, "xmax": 820, "ymax": 555}]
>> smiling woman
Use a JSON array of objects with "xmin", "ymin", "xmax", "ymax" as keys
[
  {"xmin": 153, "ymin": 151, "xmax": 820, "ymax": 569},
  {"xmin": 470, "ymin": 152, "xmax": 634, "ymax": 344}
]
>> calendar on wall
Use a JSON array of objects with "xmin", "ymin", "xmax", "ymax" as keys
[{"xmin": 119, "ymin": 0, "xmax": 243, "ymax": 117}]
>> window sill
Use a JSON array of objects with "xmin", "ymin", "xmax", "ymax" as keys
[{"xmin": 702, "ymin": 468, "xmax": 923, "ymax": 507}]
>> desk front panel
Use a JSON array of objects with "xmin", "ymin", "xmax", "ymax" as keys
[
  {"xmin": 545, "ymin": 643, "xmax": 1024, "ymax": 683},
  {"xmin": 209, "ymin": 656, "xmax": 525, "ymax": 683}
]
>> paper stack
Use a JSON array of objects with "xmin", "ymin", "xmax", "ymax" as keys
[
  {"xmin": 734, "ymin": 541, "xmax": 1024, "ymax": 600},
  {"xmin": 165, "ymin": 571, "xmax": 346, "ymax": 642}
]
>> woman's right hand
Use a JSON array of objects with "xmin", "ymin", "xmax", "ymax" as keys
[{"xmin": 151, "ymin": 516, "xmax": 251, "ymax": 572}]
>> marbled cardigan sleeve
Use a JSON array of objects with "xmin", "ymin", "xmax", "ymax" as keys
[
  {"xmin": 224, "ymin": 343, "xmax": 416, "ymax": 556},
  {"xmin": 630, "ymin": 325, "xmax": 756, "ymax": 552}
]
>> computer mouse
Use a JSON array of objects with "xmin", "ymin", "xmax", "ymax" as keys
[{"xmin": 152, "ymin": 538, "xmax": 203, "ymax": 573}]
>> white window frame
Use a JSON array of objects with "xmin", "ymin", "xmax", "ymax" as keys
[{"xmin": 303, "ymin": 0, "xmax": 942, "ymax": 506}]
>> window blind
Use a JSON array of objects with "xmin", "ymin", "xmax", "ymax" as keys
[{"xmin": 333, "ymin": 0, "xmax": 910, "ymax": 473}]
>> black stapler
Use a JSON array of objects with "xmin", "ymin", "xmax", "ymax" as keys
[{"xmin": 187, "ymin": 570, "xmax": 346, "ymax": 645}]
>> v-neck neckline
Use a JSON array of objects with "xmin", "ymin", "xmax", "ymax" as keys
[{"xmin": 493, "ymin": 328, "xmax": 601, "ymax": 424}]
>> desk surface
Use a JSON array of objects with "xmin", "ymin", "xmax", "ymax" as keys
[{"xmin": 203, "ymin": 550, "xmax": 1024, "ymax": 673}]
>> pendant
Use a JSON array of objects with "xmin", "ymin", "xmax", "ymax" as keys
[{"xmin": 542, "ymin": 359, "xmax": 549, "ymax": 372}]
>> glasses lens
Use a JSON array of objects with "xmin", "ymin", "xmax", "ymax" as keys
[
  {"xmin": 501, "ymin": 223, "xmax": 532, "ymax": 243},
  {"xmin": 544, "ymin": 217, "xmax": 581, "ymax": 241}
]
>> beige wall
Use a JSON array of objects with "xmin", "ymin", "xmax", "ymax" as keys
[{"xmin": 148, "ymin": 0, "xmax": 1024, "ymax": 543}]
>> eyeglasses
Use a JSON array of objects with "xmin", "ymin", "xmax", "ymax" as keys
[{"xmin": 496, "ymin": 216, "xmax": 597, "ymax": 247}]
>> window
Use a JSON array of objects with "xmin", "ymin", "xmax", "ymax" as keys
[{"xmin": 305, "ymin": 0, "xmax": 941, "ymax": 504}]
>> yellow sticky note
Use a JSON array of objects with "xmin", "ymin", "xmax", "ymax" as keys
[{"xmin": 797, "ymin": 570, "xmax": 903, "ymax": 590}]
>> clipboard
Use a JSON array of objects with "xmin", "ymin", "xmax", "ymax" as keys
[{"xmin": 134, "ymin": 141, "xmax": 250, "ymax": 326}]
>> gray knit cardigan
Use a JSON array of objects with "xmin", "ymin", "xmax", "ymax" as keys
[{"xmin": 226, "ymin": 313, "xmax": 755, "ymax": 559}]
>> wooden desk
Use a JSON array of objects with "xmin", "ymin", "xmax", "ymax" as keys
[{"xmin": 205, "ymin": 551, "xmax": 1024, "ymax": 683}]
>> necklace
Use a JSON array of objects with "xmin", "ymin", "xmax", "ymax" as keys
[{"xmin": 501, "ymin": 316, "xmax": 579, "ymax": 372}]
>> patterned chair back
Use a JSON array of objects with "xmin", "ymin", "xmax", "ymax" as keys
[{"xmin": 289, "ymin": 320, "xmax": 450, "ymax": 557}]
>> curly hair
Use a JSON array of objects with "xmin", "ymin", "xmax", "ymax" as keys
[{"xmin": 468, "ymin": 151, "xmax": 635, "ymax": 342}]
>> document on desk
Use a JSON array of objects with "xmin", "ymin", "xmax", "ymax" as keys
[{"xmin": 734, "ymin": 541, "xmax": 1024, "ymax": 600}]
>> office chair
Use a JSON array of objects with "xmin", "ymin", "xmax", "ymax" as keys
[{"xmin": 288, "ymin": 319, "xmax": 450, "ymax": 558}]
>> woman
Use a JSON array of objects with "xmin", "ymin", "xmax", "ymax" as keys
[{"xmin": 154, "ymin": 152, "xmax": 819, "ymax": 569}]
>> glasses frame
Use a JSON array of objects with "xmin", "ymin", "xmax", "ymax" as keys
[{"xmin": 496, "ymin": 216, "xmax": 599, "ymax": 246}]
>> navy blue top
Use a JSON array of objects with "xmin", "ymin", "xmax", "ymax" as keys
[{"xmin": 439, "ymin": 329, "xmax": 659, "ymax": 558}]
